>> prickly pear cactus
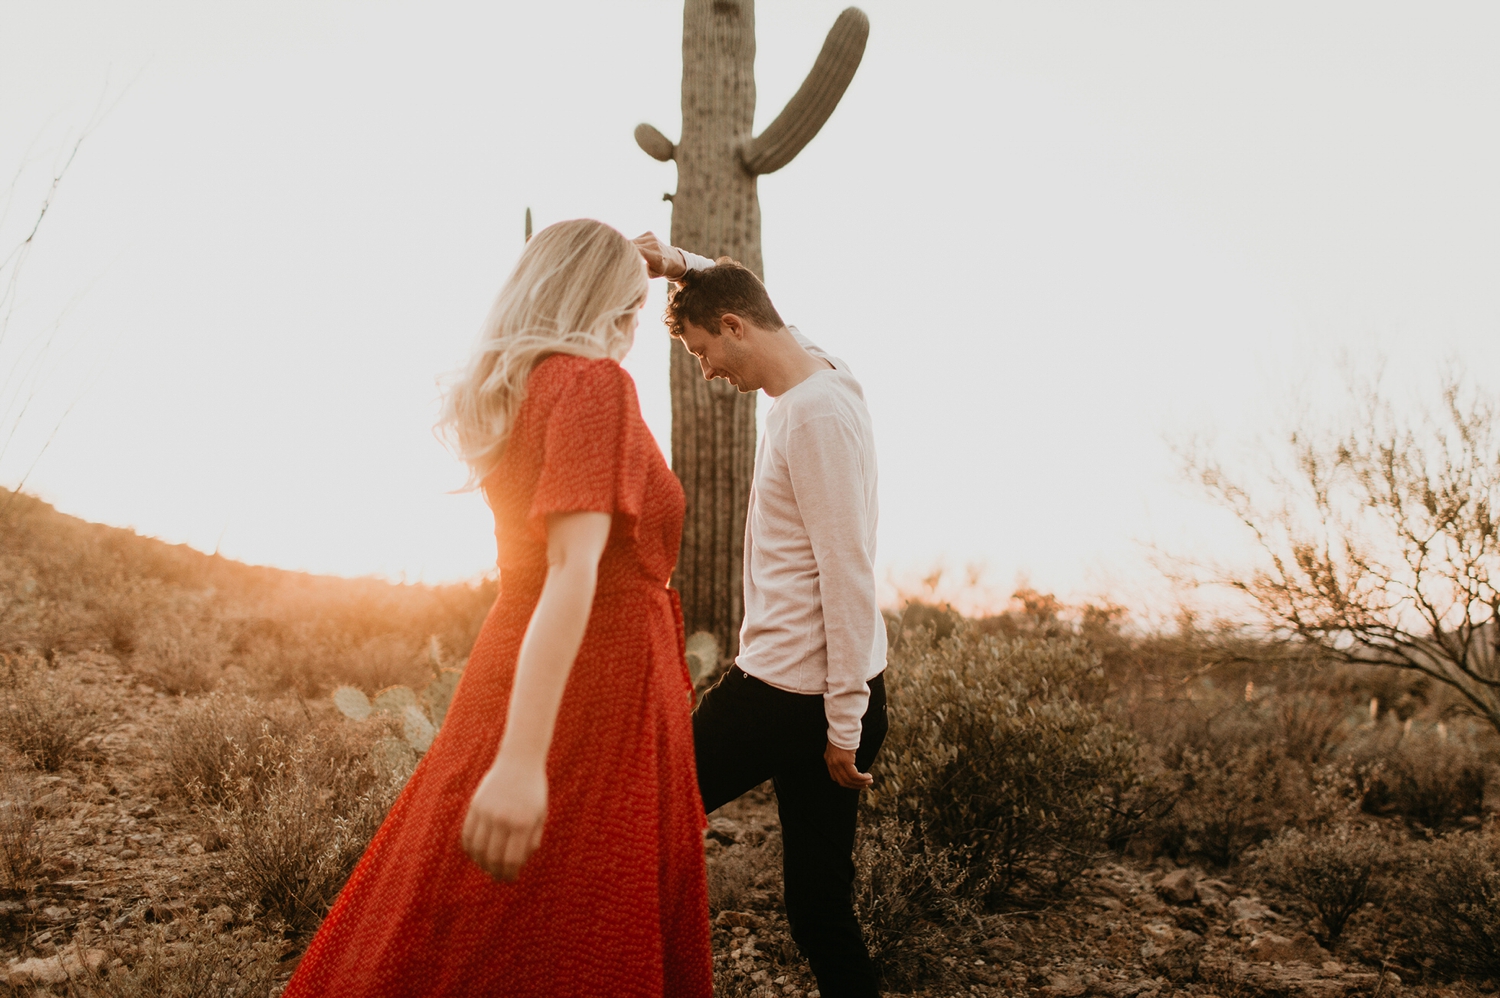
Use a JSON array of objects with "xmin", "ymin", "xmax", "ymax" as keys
[
  {"xmin": 332, "ymin": 643, "xmax": 466, "ymax": 755},
  {"xmin": 684, "ymin": 631, "xmax": 721, "ymax": 685}
]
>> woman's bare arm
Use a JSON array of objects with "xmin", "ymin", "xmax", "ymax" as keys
[{"xmin": 461, "ymin": 510, "xmax": 611, "ymax": 880}]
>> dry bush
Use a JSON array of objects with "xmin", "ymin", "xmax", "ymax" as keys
[
  {"xmin": 707, "ymin": 832, "xmax": 782, "ymax": 915},
  {"xmin": 872, "ymin": 628, "xmax": 1146, "ymax": 900},
  {"xmin": 0, "ymin": 655, "xmax": 99, "ymax": 771},
  {"xmin": 132, "ymin": 618, "xmax": 231, "ymax": 695},
  {"xmin": 1250, "ymin": 822, "xmax": 1396, "ymax": 948},
  {"xmin": 221, "ymin": 755, "xmax": 402, "ymax": 933},
  {"xmin": 1398, "ymin": 828, "xmax": 1500, "ymax": 979},
  {"xmin": 1133, "ymin": 683, "xmax": 1318, "ymax": 866},
  {"xmin": 56, "ymin": 920, "xmax": 281, "ymax": 998},
  {"xmin": 0, "ymin": 765, "xmax": 44, "ymax": 890},
  {"xmin": 156, "ymin": 694, "xmax": 309, "ymax": 807},
  {"xmin": 157, "ymin": 692, "xmax": 407, "ymax": 932},
  {"xmin": 853, "ymin": 816, "xmax": 986, "ymax": 990},
  {"xmin": 1344, "ymin": 720, "xmax": 1486, "ymax": 829}
]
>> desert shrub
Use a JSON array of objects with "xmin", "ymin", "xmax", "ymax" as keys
[
  {"xmin": 57, "ymin": 920, "xmax": 281, "ymax": 998},
  {"xmin": 156, "ymin": 692, "xmax": 407, "ymax": 932},
  {"xmin": 1158, "ymin": 741, "xmax": 1310, "ymax": 867},
  {"xmin": 1250, "ymin": 822, "xmax": 1395, "ymax": 947},
  {"xmin": 706, "ymin": 832, "xmax": 782, "ymax": 915},
  {"xmin": 132, "ymin": 617, "xmax": 231, "ymax": 694},
  {"xmin": 0, "ymin": 656, "xmax": 99, "ymax": 771},
  {"xmin": 1136, "ymin": 685, "xmax": 1316, "ymax": 865},
  {"xmin": 1344, "ymin": 720, "xmax": 1486, "ymax": 829},
  {"xmin": 853, "ymin": 817, "xmax": 986, "ymax": 989},
  {"xmin": 221, "ymin": 754, "xmax": 402, "ymax": 933},
  {"xmin": 0, "ymin": 765, "xmax": 44, "ymax": 889},
  {"xmin": 1396, "ymin": 829, "xmax": 1500, "ymax": 979},
  {"xmin": 872, "ymin": 628, "xmax": 1144, "ymax": 899},
  {"xmin": 156, "ymin": 694, "xmax": 310, "ymax": 806},
  {"xmin": 1395, "ymin": 829, "xmax": 1500, "ymax": 978}
]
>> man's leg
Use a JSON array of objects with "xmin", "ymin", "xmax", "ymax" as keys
[
  {"xmin": 773, "ymin": 674, "xmax": 888, "ymax": 998},
  {"xmin": 692, "ymin": 665, "xmax": 781, "ymax": 814}
]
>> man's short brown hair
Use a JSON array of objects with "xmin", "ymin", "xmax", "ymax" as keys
[{"xmin": 664, "ymin": 259, "xmax": 785, "ymax": 337}]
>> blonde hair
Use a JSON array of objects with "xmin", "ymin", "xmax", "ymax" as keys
[{"xmin": 438, "ymin": 219, "xmax": 648, "ymax": 487}]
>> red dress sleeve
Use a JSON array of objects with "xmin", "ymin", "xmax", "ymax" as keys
[{"xmin": 526, "ymin": 358, "xmax": 649, "ymax": 541}]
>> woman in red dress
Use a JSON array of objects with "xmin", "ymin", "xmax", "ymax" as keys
[{"xmin": 282, "ymin": 219, "xmax": 713, "ymax": 997}]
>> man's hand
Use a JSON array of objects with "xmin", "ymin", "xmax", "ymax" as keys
[
  {"xmin": 824, "ymin": 741, "xmax": 873, "ymax": 790},
  {"xmin": 632, "ymin": 231, "xmax": 688, "ymax": 280}
]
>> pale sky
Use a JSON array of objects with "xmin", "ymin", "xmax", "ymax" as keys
[{"xmin": 3, "ymin": 1, "xmax": 1498, "ymax": 613}]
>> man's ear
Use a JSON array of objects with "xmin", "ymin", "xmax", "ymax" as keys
[{"xmin": 719, "ymin": 313, "xmax": 747, "ymax": 340}]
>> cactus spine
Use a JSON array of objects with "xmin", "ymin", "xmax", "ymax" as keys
[{"xmin": 635, "ymin": 2, "xmax": 869, "ymax": 658}]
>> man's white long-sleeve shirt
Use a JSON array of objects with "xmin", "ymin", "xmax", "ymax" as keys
[{"xmin": 735, "ymin": 331, "xmax": 886, "ymax": 750}]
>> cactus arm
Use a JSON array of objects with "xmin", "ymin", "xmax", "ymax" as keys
[
  {"xmin": 635, "ymin": 123, "xmax": 677, "ymax": 162},
  {"xmin": 738, "ymin": 6, "xmax": 868, "ymax": 176}
]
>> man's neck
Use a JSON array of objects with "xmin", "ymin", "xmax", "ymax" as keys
[{"xmin": 759, "ymin": 327, "xmax": 833, "ymax": 398}]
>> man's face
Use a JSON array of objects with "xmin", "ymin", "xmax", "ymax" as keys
[{"xmin": 675, "ymin": 316, "xmax": 757, "ymax": 393}]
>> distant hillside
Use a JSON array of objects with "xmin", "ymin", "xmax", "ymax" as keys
[{"xmin": 0, "ymin": 489, "xmax": 496, "ymax": 694}]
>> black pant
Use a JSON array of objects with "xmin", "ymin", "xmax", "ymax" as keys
[{"xmin": 693, "ymin": 665, "xmax": 888, "ymax": 998}]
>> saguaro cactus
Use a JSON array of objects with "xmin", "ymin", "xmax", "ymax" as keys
[{"xmin": 635, "ymin": 2, "xmax": 868, "ymax": 656}]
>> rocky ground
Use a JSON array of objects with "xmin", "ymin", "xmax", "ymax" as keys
[
  {"xmin": 702, "ymin": 805, "xmax": 1474, "ymax": 998},
  {"xmin": 1, "ymin": 651, "xmax": 1491, "ymax": 997},
  {"xmin": 1, "ymin": 652, "xmax": 293, "ymax": 993}
]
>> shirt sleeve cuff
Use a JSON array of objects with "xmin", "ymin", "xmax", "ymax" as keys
[{"xmin": 679, "ymin": 250, "xmax": 716, "ymax": 274}]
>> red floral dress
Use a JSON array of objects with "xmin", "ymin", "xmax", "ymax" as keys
[{"xmin": 283, "ymin": 355, "xmax": 712, "ymax": 998}]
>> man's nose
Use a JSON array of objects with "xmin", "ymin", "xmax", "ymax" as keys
[{"xmin": 698, "ymin": 356, "xmax": 715, "ymax": 379}]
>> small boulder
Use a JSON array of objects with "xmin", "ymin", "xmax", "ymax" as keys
[
  {"xmin": 1141, "ymin": 922, "xmax": 1203, "ymax": 982},
  {"xmin": 5, "ymin": 948, "xmax": 107, "ymax": 986},
  {"xmin": 206, "ymin": 904, "xmax": 236, "ymax": 931},
  {"xmin": 1157, "ymin": 868, "xmax": 1198, "ymax": 905},
  {"xmin": 1246, "ymin": 932, "xmax": 1331, "ymax": 965},
  {"xmin": 1042, "ymin": 974, "xmax": 1087, "ymax": 998},
  {"xmin": 706, "ymin": 817, "xmax": 743, "ymax": 846}
]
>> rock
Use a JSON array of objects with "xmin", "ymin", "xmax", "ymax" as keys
[
  {"xmin": 1229, "ymin": 896, "xmax": 1277, "ymax": 922},
  {"xmin": 1140, "ymin": 923, "xmax": 1203, "ymax": 982},
  {"xmin": 1246, "ymin": 932, "xmax": 1331, "ymax": 965},
  {"xmin": 707, "ymin": 817, "xmax": 743, "ymax": 846},
  {"xmin": 5, "ymin": 948, "xmax": 107, "ymax": 985},
  {"xmin": 206, "ymin": 904, "xmax": 236, "ymax": 931},
  {"xmin": 1042, "ymin": 974, "xmax": 1087, "ymax": 997},
  {"xmin": 1157, "ymin": 869, "xmax": 1198, "ymax": 905}
]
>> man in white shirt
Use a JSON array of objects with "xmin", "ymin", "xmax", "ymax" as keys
[{"xmin": 634, "ymin": 234, "xmax": 888, "ymax": 998}]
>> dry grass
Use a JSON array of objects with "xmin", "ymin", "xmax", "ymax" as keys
[
  {"xmin": 0, "ymin": 653, "xmax": 99, "ymax": 771},
  {"xmin": 54, "ymin": 920, "xmax": 282, "ymax": 998},
  {"xmin": 0, "ymin": 765, "xmax": 44, "ymax": 890}
]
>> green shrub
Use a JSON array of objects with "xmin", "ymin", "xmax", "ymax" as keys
[
  {"xmin": 1399, "ymin": 829, "xmax": 1500, "ymax": 978},
  {"xmin": 1251, "ymin": 822, "xmax": 1395, "ymax": 947},
  {"xmin": 872, "ymin": 628, "xmax": 1144, "ymax": 899},
  {"xmin": 706, "ymin": 832, "xmax": 781, "ymax": 915}
]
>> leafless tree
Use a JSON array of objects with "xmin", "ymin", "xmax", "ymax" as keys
[{"xmin": 1193, "ymin": 376, "xmax": 1500, "ymax": 732}]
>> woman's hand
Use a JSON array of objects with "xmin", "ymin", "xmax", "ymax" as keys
[
  {"xmin": 461, "ymin": 755, "xmax": 548, "ymax": 881},
  {"xmin": 631, "ymin": 231, "xmax": 687, "ymax": 280},
  {"xmin": 459, "ymin": 510, "xmax": 611, "ymax": 882}
]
